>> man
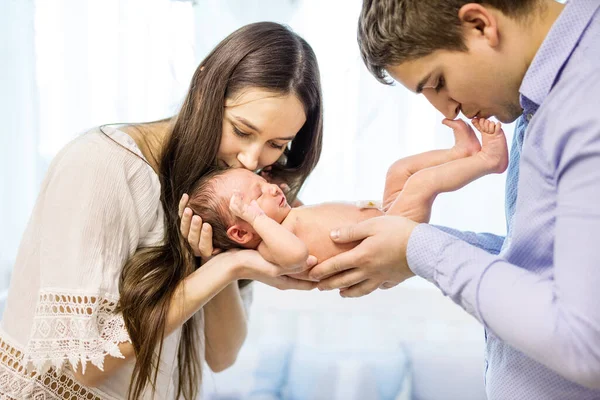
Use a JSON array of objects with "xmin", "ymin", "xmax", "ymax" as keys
[{"xmin": 308, "ymin": 0, "xmax": 600, "ymax": 398}]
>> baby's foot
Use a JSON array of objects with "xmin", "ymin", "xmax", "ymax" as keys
[
  {"xmin": 442, "ymin": 118, "xmax": 482, "ymax": 159},
  {"xmin": 472, "ymin": 117, "xmax": 509, "ymax": 173}
]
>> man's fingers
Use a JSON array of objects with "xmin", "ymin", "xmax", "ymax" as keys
[
  {"xmin": 330, "ymin": 221, "xmax": 372, "ymax": 245},
  {"xmin": 317, "ymin": 268, "xmax": 365, "ymax": 291},
  {"xmin": 308, "ymin": 249, "xmax": 360, "ymax": 280},
  {"xmin": 340, "ymin": 279, "xmax": 379, "ymax": 298},
  {"xmin": 178, "ymin": 194, "xmax": 189, "ymax": 218}
]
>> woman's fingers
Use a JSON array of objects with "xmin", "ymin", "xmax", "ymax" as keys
[
  {"xmin": 179, "ymin": 205, "xmax": 221, "ymax": 259},
  {"xmin": 198, "ymin": 223, "xmax": 215, "ymax": 260},
  {"xmin": 271, "ymin": 275, "xmax": 317, "ymax": 291},
  {"xmin": 187, "ymin": 215, "xmax": 203, "ymax": 256},
  {"xmin": 178, "ymin": 193, "xmax": 189, "ymax": 218},
  {"xmin": 180, "ymin": 207, "xmax": 193, "ymax": 236}
]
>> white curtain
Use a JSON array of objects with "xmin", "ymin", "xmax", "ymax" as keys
[
  {"xmin": 0, "ymin": 0, "xmax": 196, "ymax": 296},
  {"xmin": 1, "ymin": 0, "xmax": 39, "ymax": 292}
]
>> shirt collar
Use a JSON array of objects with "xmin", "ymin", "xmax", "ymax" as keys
[{"xmin": 519, "ymin": 0, "xmax": 600, "ymax": 113}]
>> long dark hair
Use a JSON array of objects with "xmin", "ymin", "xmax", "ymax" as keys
[{"xmin": 118, "ymin": 22, "xmax": 323, "ymax": 400}]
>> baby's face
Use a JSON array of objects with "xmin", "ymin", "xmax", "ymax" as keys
[{"xmin": 218, "ymin": 169, "xmax": 291, "ymax": 224}]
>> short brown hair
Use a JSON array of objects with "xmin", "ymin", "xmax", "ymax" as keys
[{"xmin": 358, "ymin": 0, "xmax": 542, "ymax": 84}]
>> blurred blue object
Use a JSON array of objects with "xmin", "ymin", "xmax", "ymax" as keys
[{"xmin": 247, "ymin": 341, "xmax": 410, "ymax": 400}]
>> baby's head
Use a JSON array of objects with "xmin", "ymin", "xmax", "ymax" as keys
[{"xmin": 188, "ymin": 168, "xmax": 291, "ymax": 250}]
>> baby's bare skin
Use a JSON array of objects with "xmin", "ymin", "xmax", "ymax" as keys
[{"xmin": 282, "ymin": 203, "xmax": 383, "ymax": 264}]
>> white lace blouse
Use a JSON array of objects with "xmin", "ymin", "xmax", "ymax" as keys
[{"xmin": 0, "ymin": 127, "xmax": 244, "ymax": 399}]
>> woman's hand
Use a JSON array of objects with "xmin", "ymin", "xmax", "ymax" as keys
[
  {"xmin": 178, "ymin": 193, "xmax": 221, "ymax": 261},
  {"xmin": 228, "ymin": 249, "xmax": 318, "ymax": 291}
]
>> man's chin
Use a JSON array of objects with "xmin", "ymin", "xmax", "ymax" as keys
[
  {"xmin": 496, "ymin": 115, "xmax": 519, "ymax": 124},
  {"xmin": 495, "ymin": 104, "xmax": 524, "ymax": 124}
]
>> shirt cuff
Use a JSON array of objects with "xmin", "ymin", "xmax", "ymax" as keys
[
  {"xmin": 406, "ymin": 223, "xmax": 453, "ymax": 283},
  {"xmin": 407, "ymin": 223, "xmax": 498, "ymax": 319}
]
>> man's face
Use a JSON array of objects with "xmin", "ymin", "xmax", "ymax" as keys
[{"xmin": 387, "ymin": 47, "xmax": 523, "ymax": 124}]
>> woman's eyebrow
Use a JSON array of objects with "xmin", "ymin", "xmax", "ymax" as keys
[
  {"xmin": 234, "ymin": 116, "xmax": 261, "ymax": 133},
  {"xmin": 232, "ymin": 115, "xmax": 295, "ymax": 141}
]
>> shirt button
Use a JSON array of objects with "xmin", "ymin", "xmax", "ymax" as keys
[{"xmin": 526, "ymin": 113, "xmax": 534, "ymax": 121}]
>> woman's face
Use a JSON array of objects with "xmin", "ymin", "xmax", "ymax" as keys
[{"xmin": 218, "ymin": 88, "xmax": 307, "ymax": 171}]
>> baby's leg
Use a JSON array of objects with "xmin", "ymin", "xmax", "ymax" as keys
[
  {"xmin": 388, "ymin": 118, "xmax": 508, "ymax": 222},
  {"xmin": 383, "ymin": 119, "xmax": 481, "ymax": 209}
]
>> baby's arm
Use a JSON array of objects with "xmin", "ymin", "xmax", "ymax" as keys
[{"xmin": 230, "ymin": 193, "xmax": 309, "ymax": 270}]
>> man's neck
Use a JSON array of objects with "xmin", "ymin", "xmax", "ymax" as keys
[{"xmin": 522, "ymin": 1, "xmax": 566, "ymax": 68}]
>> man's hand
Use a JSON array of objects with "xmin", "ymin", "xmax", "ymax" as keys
[{"xmin": 308, "ymin": 215, "xmax": 419, "ymax": 297}]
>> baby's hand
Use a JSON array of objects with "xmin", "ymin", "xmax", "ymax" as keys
[{"xmin": 230, "ymin": 192, "xmax": 265, "ymax": 224}]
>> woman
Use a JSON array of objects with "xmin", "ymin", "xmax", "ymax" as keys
[{"xmin": 0, "ymin": 22, "xmax": 323, "ymax": 400}]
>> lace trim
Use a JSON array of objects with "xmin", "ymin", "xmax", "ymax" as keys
[
  {"xmin": 0, "ymin": 336, "xmax": 107, "ymax": 400},
  {"xmin": 25, "ymin": 291, "xmax": 131, "ymax": 375}
]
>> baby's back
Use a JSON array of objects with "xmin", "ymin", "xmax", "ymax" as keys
[{"xmin": 283, "ymin": 202, "xmax": 383, "ymax": 263}]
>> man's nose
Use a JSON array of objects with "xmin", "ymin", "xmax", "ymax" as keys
[{"xmin": 424, "ymin": 90, "xmax": 461, "ymax": 119}]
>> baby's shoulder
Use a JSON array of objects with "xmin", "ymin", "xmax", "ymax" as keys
[{"xmin": 281, "ymin": 208, "xmax": 301, "ymax": 234}]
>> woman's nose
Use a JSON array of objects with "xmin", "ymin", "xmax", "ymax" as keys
[{"xmin": 237, "ymin": 147, "xmax": 261, "ymax": 171}]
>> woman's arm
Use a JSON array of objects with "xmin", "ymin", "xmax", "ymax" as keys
[
  {"xmin": 73, "ymin": 251, "xmax": 238, "ymax": 386},
  {"xmin": 74, "ymin": 250, "xmax": 314, "ymax": 387},
  {"xmin": 203, "ymin": 281, "xmax": 248, "ymax": 372}
]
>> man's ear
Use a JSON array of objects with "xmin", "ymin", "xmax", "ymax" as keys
[
  {"xmin": 227, "ymin": 224, "xmax": 255, "ymax": 245},
  {"xmin": 458, "ymin": 3, "xmax": 500, "ymax": 48}
]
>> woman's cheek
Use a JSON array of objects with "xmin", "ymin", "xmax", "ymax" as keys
[{"xmin": 261, "ymin": 150, "xmax": 283, "ymax": 168}]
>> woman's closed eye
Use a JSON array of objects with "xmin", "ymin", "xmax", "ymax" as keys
[
  {"xmin": 269, "ymin": 141, "xmax": 286, "ymax": 150},
  {"xmin": 233, "ymin": 126, "xmax": 251, "ymax": 138},
  {"xmin": 233, "ymin": 125, "xmax": 286, "ymax": 150}
]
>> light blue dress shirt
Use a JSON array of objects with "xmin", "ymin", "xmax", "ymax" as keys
[{"xmin": 407, "ymin": 0, "xmax": 600, "ymax": 398}]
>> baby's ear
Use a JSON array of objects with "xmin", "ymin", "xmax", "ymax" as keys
[{"xmin": 227, "ymin": 224, "xmax": 255, "ymax": 245}]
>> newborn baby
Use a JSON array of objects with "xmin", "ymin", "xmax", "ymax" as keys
[{"xmin": 187, "ymin": 117, "xmax": 507, "ymax": 274}]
